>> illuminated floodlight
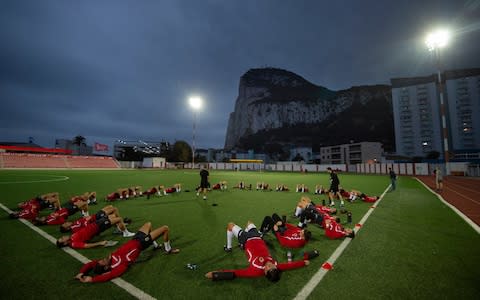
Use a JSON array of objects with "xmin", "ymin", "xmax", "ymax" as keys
[
  {"xmin": 188, "ymin": 96, "xmax": 203, "ymax": 169},
  {"xmin": 425, "ymin": 29, "xmax": 450, "ymax": 51},
  {"xmin": 189, "ymin": 96, "xmax": 202, "ymax": 110}
]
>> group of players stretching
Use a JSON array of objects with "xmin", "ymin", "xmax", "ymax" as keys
[
  {"xmin": 105, "ymin": 184, "xmax": 182, "ymax": 201},
  {"xmin": 8, "ymin": 167, "xmax": 376, "ymax": 284},
  {"xmin": 8, "ymin": 191, "xmax": 180, "ymax": 283},
  {"xmin": 204, "ymin": 194, "xmax": 357, "ymax": 282},
  {"xmin": 205, "ymin": 167, "xmax": 378, "ymax": 282}
]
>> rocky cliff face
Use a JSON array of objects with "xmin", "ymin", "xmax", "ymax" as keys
[{"xmin": 224, "ymin": 68, "xmax": 393, "ymax": 151}]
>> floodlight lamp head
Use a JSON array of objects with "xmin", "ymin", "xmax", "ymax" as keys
[
  {"xmin": 425, "ymin": 29, "xmax": 450, "ymax": 51},
  {"xmin": 189, "ymin": 96, "xmax": 202, "ymax": 110}
]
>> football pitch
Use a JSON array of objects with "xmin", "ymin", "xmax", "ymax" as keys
[{"xmin": 0, "ymin": 169, "xmax": 479, "ymax": 300}]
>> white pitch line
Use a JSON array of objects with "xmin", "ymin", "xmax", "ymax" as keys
[
  {"xmin": 0, "ymin": 202, "xmax": 156, "ymax": 300},
  {"xmin": 415, "ymin": 178, "xmax": 480, "ymax": 234},
  {"xmin": 0, "ymin": 175, "xmax": 70, "ymax": 184},
  {"xmin": 293, "ymin": 185, "xmax": 391, "ymax": 300}
]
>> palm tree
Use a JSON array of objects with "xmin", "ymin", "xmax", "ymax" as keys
[{"xmin": 73, "ymin": 135, "xmax": 86, "ymax": 146}]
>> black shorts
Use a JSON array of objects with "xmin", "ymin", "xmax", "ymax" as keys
[
  {"xmin": 329, "ymin": 185, "xmax": 339, "ymax": 193},
  {"xmin": 95, "ymin": 209, "xmax": 107, "ymax": 220},
  {"xmin": 200, "ymin": 180, "xmax": 209, "ymax": 189},
  {"xmin": 38, "ymin": 197, "xmax": 50, "ymax": 209},
  {"xmin": 305, "ymin": 207, "xmax": 323, "ymax": 225},
  {"xmin": 238, "ymin": 228, "xmax": 261, "ymax": 248},
  {"xmin": 133, "ymin": 231, "xmax": 154, "ymax": 250},
  {"xmin": 65, "ymin": 202, "xmax": 79, "ymax": 215},
  {"xmin": 95, "ymin": 217, "xmax": 112, "ymax": 232}
]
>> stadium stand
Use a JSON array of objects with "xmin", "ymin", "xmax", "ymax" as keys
[
  {"xmin": 65, "ymin": 155, "xmax": 120, "ymax": 168},
  {"xmin": 0, "ymin": 153, "xmax": 120, "ymax": 169},
  {"xmin": 2, "ymin": 153, "xmax": 66, "ymax": 168}
]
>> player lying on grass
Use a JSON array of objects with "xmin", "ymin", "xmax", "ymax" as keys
[
  {"xmin": 143, "ymin": 184, "xmax": 181, "ymax": 198},
  {"xmin": 275, "ymin": 184, "xmax": 289, "ymax": 191},
  {"xmin": 56, "ymin": 210, "xmax": 135, "ymax": 249},
  {"xmin": 163, "ymin": 183, "xmax": 182, "ymax": 194},
  {"xmin": 211, "ymin": 181, "xmax": 228, "ymax": 190},
  {"xmin": 105, "ymin": 190, "xmax": 121, "ymax": 202},
  {"xmin": 339, "ymin": 188, "xmax": 379, "ymax": 203},
  {"xmin": 74, "ymin": 222, "xmax": 180, "ymax": 283},
  {"xmin": 106, "ymin": 186, "xmax": 142, "ymax": 201},
  {"xmin": 294, "ymin": 196, "xmax": 337, "ymax": 217},
  {"xmin": 68, "ymin": 192, "xmax": 101, "ymax": 216},
  {"xmin": 260, "ymin": 213, "xmax": 311, "ymax": 248},
  {"xmin": 142, "ymin": 186, "xmax": 161, "ymax": 199},
  {"xmin": 205, "ymin": 221, "xmax": 317, "ymax": 282},
  {"xmin": 128, "ymin": 186, "xmax": 143, "ymax": 197},
  {"xmin": 256, "ymin": 182, "xmax": 270, "ymax": 191},
  {"xmin": 324, "ymin": 217, "xmax": 355, "ymax": 239},
  {"xmin": 59, "ymin": 205, "xmax": 131, "ymax": 233},
  {"xmin": 314, "ymin": 185, "xmax": 327, "ymax": 195},
  {"xmin": 16, "ymin": 192, "xmax": 61, "ymax": 209},
  {"xmin": 10, "ymin": 192, "xmax": 62, "ymax": 220},
  {"xmin": 295, "ymin": 184, "xmax": 309, "ymax": 193},
  {"xmin": 233, "ymin": 181, "xmax": 252, "ymax": 190},
  {"xmin": 118, "ymin": 188, "xmax": 131, "ymax": 199},
  {"xmin": 69, "ymin": 192, "xmax": 97, "ymax": 208},
  {"xmin": 294, "ymin": 196, "xmax": 339, "ymax": 229},
  {"xmin": 32, "ymin": 199, "xmax": 90, "ymax": 226},
  {"xmin": 83, "ymin": 192, "xmax": 97, "ymax": 205}
]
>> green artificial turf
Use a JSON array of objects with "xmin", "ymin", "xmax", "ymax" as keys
[
  {"xmin": 0, "ymin": 170, "xmax": 478, "ymax": 299},
  {"xmin": 308, "ymin": 177, "xmax": 480, "ymax": 299}
]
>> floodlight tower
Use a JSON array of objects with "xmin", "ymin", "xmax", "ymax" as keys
[
  {"xmin": 426, "ymin": 29, "xmax": 451, "ymax": 171},
  {"xmin": 189, "ymin": 96, "xmax": 202, "ymax": 169}
]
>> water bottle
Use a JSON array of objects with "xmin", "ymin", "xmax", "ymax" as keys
[
  {"xmin": 186, "ymin": 263, "xmax": 197, "ymax": 270},
  {"xmin": 347, "ymin": 212, "xmax": 352, "ymax": 223},
  {"xmin": 322, "ymin": 199, "xmax": 326, "ymax": 206},
  {"xmin": 287, "ymin": 251, "xmax": 292, "ymax": 262}
]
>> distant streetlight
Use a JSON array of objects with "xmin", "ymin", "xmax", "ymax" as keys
[
  {"xmin": 189, "ymin": 96, "xmax": 202, "ymax": 168},
  {"xmin": 425, "ymin": 29, "xmax": 451, "ymax": 169}
]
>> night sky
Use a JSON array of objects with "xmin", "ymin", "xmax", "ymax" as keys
[{"xmin": 1, "ymin": 0, "xmax": 479, "ymax": 151}]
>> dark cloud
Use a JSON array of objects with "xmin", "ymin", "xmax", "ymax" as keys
[{"xmin": 1, "ymin": 0, "xmax": 479, "ymax": 150}]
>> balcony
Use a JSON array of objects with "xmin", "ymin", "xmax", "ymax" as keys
[
  {"xmin": 349, "ymin": 145, "xmax": 361, "ymax": 152},
  {"xmin": 330, "ymin": 147, "xmax": 341, "ymax": 154}
]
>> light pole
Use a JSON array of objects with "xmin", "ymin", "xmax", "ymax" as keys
[
  {"xmin": 426, "ymin": 29, "xmax": 450, "ymax": 173},
  {"xmin": 189, "ymin": 96, "xmax": 202, "ymax": 169}
]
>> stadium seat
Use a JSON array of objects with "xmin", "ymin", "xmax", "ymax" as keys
[{"xmin": 0, "ymin": 153, "xmax": 120, "ymax": 169}]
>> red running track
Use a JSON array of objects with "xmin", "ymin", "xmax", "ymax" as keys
[{"xmin": 416, "ymin": 175, "xmax": 480, "ymax": 226}]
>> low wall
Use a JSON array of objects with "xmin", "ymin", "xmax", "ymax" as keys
[{"xmin": 119, "ymin": 160, "xmax": 472, "ymax": 177}]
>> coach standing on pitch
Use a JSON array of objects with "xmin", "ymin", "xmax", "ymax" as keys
[
  {"xmin": 327, "ymin": 167, "xmax": 344, "ymax": 207},
  {"xmin": 198, "ymin": 165, "xmax": 210, "ymax": 200},
  {"xmin": 389, "ymin": 167, "xmax": 397, "ymax": 191}
]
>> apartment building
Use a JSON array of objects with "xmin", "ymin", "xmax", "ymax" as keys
[
  {"xmin": 320, "ymin": 142, "xmax": 383, "ymax": 165},
  {"xmin": 391, "ymin": 68, "xmax": 480, "ymax": 158}
]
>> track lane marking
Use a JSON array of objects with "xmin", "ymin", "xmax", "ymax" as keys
[{"xmin": 415, "ymin": 178, "xmax": 480, "ymax": 234}]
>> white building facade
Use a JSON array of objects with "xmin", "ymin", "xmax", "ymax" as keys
[
  {"xmin": 444, "ymin": 69, "xmax": 480, "ymax": 152},
  {"xmin": 320, "ymin": 142, "xmax": 383, "ymax": 165}
]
